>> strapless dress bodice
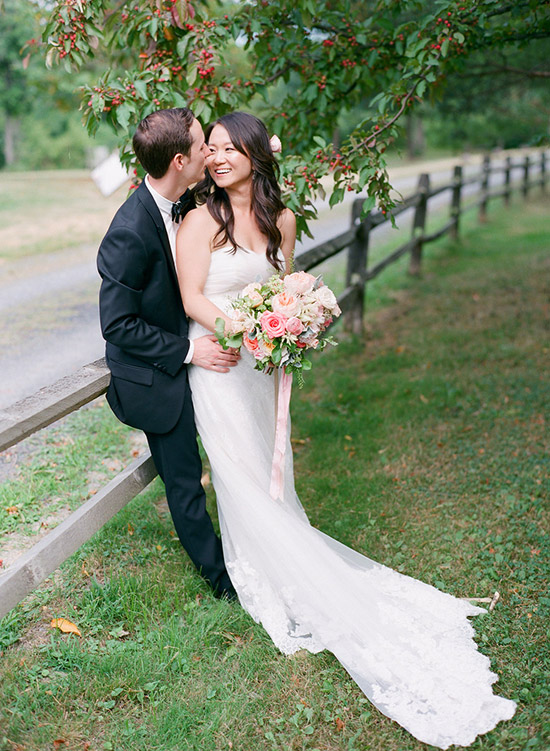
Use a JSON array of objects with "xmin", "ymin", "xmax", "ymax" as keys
[{"xmin": 202, "ymin": 246, "xmax": 278, "ymax": 304}]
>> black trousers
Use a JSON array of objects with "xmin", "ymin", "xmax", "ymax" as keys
[{"xmin": 145, "ymin": 385, "xmax": 233, "ymax": 595}]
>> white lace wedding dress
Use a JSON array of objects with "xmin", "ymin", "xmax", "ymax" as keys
[{"xmin": 188, "ymin": 246, "xmax": 516, "ymax": 749}]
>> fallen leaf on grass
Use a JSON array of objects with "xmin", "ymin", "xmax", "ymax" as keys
[
  {"xmin": 50, "ymin": 618, "xmax": 81, "ymax": 636},
  {"xmin": 5, "ymin": 506, "xmax": 19, "ymax": 515},
  {"xmin": 419, "ymin": 394, "xmax": 429, "ymax": 404},
  {"xmin": 201, "ymin": 472, "xmax": 210, "ymax": 488},
  {"xmin": 335, "ymin": 717, "xmax": 345, "ymax": 731},
  {"xmin": 53, "ymin": 740, "xmax": 66, "ymax": 748},
  {"xmin": 127, "ymin": 522, "xmax": 134, "ymax": 535}
]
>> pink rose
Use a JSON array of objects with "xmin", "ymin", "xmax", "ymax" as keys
[
  {"xmin": 301, "ymin": 330, "xmax": 320, "ymax": 347},
  {"xmin": 285, "ymin": 316, "xmax": 304, "ymax": 336},
  {"xmin": 271, "ymin": 291, "xmax": 300, "ymax": 317},
  {"xmin": 269, "ymin": 134, "xmax": 282, "ymax": 153},
  {"xmin": 260, "ymin": 311, "xmax": 287, "ymax": 338},
  {"xmin": 283, "ymin": 271, "xmax": 317, "ymax": 296}
]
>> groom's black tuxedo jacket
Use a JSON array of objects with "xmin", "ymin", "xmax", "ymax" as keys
[{"xmin": 97, "ymin": 181, "xmax": 191, "ymax": 434}]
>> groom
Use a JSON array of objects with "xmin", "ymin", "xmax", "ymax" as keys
[{"xmin": 97, "ymin": 107, "xmax": 238, "ymax": 599}]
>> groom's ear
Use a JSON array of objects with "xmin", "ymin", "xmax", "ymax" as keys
[{"xmin": 172, "ymin": 153, "xmax": 186, "ymax": 171}]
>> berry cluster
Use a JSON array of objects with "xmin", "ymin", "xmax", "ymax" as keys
[{"xmin": 53, "ymin": 0, "xmax": 85, "ymax": 60}]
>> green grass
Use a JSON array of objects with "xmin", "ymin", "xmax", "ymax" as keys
[{"xmin": 1, "ymin": 196, "xmax": 549, "ymax": 751}]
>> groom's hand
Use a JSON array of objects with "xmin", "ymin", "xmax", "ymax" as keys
[{"xmin": 191, "ymin": 335, "xmax": 240, "ymax": 372}]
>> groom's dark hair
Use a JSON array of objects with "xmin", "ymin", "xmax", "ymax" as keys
[{"xmin": 133, "ymin": 107, "xmax": 195, "ymax": 178}]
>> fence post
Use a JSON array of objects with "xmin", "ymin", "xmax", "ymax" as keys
[
  {"xmin": 479, "ymin": 154, "xmax": 490, "ymax": 222},
  {"xmin": 540, "ymin": 151, "xmax": 546, "ymax": 194},
  {"xmin": 345, "ymin": 200, "xmax": 370, "ymax": 335},
  {"xmin": 409, "ymin": 173, "xmax": 430, "ymax": 275},
  {"xmin": 450, "ymin": 165, "xmax": 463, "ymax": 240},
  {"xmin": 522, "ymin": 154, "xmax": 530, "ymax": 198},
  {"xmin": 504, "ymin": 155, "xmax": 512, "ymax": 205}
]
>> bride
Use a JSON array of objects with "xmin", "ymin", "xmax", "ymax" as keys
[{"xmin": 175, "ymin": 111, "xmax": 516, "ymax": 749}]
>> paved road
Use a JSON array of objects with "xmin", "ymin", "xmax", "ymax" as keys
[{"xmin": 0, "ymin": 153, "xmax": 540, "ymax": 410}]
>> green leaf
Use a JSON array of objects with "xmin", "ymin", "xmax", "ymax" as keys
[
  {"xmin": 115, "ymin": 103, "xmax": 132, "ymax": 129},
  {"xmin": 329, "ymin": 186, "xmax": 344, "ymax": 208},
  {"xmin": 361, "ymin": 195, "xmax": 376, "ymax": 217},
  {"xmin": 134, "ymin": 79, "xmax": 148, "ymax": 99},
  {"xmin": 214, "ymin": 317, "xmax": 226, "ymax": 345},
  {"xmin": 226, "ymin": 334, "xmax": 243, "ymax": 349}
]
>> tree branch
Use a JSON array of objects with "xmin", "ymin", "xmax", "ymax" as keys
[{"xmin": 348, "ymin": 74, "xmax": 425, "ymax": 156}]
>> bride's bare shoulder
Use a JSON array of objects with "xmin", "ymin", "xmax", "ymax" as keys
[
  {"xmin": 179, "ymin": 204, "xmax": 217, "ymax": 231},
  {"xmin": 278, "ymin": 207, "xmax": 296, "ymax": 233},
  {"xmin": 177, "ymin": 204, "xmax": 219, "ymax": 248}
]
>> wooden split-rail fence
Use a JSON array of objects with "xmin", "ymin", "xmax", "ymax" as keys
[{"xmin": 0, "ymin": 148, "xmax": 547, "ymax": 619}]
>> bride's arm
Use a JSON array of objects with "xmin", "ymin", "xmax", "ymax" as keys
[
  {"xmin": 176, "ymin": 208, "xmax": 232, "ymax": 333},
  {"xmin": 278, "ymin": 208, "xmax": 297, "ymax": 274}
]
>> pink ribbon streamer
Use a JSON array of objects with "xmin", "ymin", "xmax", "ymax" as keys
[{"xmin": 269, "ymin": 370, "xmax": 293, "ymax": 500}]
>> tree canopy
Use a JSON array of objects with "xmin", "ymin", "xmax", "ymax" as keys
[{"xmin": 40, "ymin": 0, "xmax": 550, "ymax": 234}]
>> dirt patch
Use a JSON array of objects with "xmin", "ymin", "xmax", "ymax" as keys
[{"xmin": 0, "ymin": 507, "xmax": 72, "ymax": 570}]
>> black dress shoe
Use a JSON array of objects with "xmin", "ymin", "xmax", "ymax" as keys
[{"xmin": 214, "ymin": 585, "xmax": 238, "ymax": 602}]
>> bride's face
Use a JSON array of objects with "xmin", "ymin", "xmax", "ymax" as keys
[{"xmin": 206, "ymin": 124, "xmax": 253, "ymax": 188}]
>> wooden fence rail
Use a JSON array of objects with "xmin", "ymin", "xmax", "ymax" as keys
[{"xmin": 0, "ymin": 147, "xmax": 547, "ymax": 619}]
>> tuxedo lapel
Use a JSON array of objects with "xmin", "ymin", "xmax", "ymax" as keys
[{"xmin": 135, "ymin": 182, "xmax": 179, "ymax": 283}]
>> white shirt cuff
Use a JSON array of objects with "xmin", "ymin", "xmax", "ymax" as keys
[{"xmin": 183, "ymin": 339, "xmax": 194, "ymax": 365}]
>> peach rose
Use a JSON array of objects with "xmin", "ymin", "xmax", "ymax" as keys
[
  {"xmin": 243, "ymin": 333, "xmax": 264, "ymax": 360},
  {"xmin": 283, "ymin": 271, "xmax": 316, "ymax": 296},
  {"xmin": 257, "ymin": 337, "xmax": 275, "ymax": 357},
  {"xmin": 271, "ymin": 291, "xmax": 300, "ymax": 317},
  {"xmin": 242, "ymin": 282, "xmax": 261, "ymax": 296}
]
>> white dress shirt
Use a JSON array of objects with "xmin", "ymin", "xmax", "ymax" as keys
[{"xmin": 144, "ymin": 175, "xmax": 194, "ymax": 364}]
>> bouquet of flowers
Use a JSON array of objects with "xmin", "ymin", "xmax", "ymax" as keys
[{"xmin": 215, "ymin": 270, "xmax": 341, "ymax": 386}]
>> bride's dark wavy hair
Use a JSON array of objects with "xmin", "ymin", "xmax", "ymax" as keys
[{"xmin": 194, "ymin": 111, "xmax": 286, "ymax": 270}]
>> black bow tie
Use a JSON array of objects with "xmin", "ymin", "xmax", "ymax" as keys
[{"xmin": 171, "ymin": 190, "xmax": 194, "ymax": 223}]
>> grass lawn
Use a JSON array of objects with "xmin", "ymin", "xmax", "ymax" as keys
[
  {"xmin": 0, "ymin": 171, "xmax": 125, "ymax": 260},
  {"xmin": 0, "ymin": 195, "xmax": 549, "ymax": 751}
]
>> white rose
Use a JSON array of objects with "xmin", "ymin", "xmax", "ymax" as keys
[{"xmin": 315, "ymin": 285, "xmax": 338, "ymax": 310}]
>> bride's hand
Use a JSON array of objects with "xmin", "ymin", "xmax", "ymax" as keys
[{"xmin": 191, "ymin": 334, "xmax": 240, "ymax": 373}]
